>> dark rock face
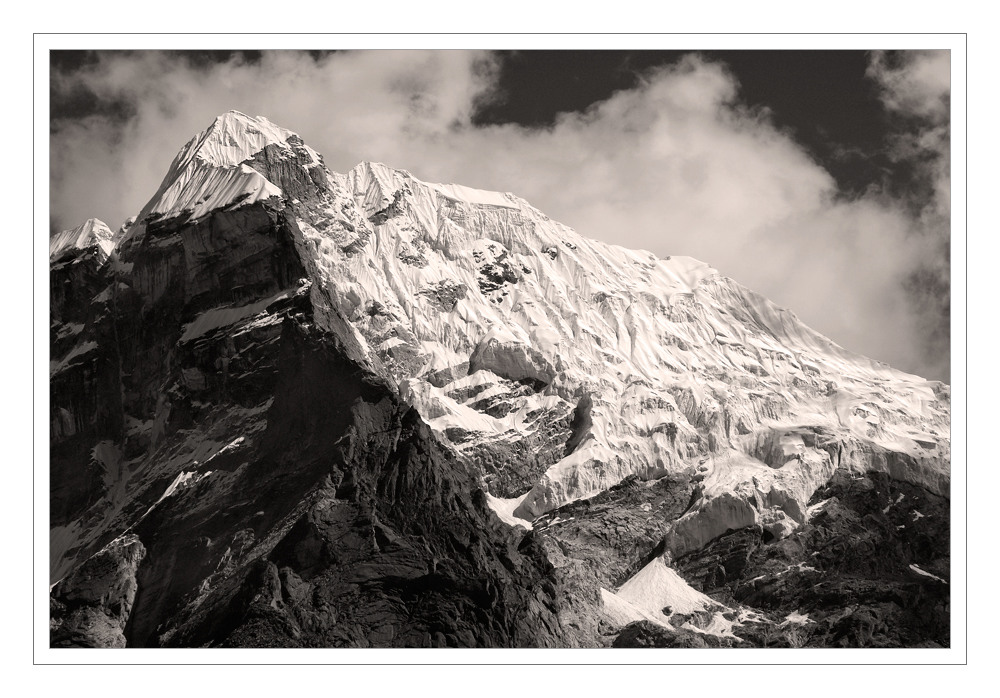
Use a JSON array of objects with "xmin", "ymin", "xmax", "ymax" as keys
[
  {"xmin": 129, "ymin": 320, "xmax": 573, "ymax": 648},
  {"xmin": 50, "ymin": 201, "xmax": 310, "ymax": 579},
  {"xmin": 50, "ymin": 535, "xmax": 146, "ymax": 648},
  {"xmin": 463, "ymin": 397, "xmax": 574, "ymax": 498},
  {"xmin": 50, "ymin": 202, "xmax": 578, "ymax": 648},
  {"xmin": 612, "ymin": 621, "xmax": 712, "ymax": 648},
  {"xmin": 505, "ymin": 474, "xmax": 699, "ymax": 647},
  {"xmin": 673, "ymin": 527, "xmax": 764, "ymax": 596},
  {"xmin": 534, "ymin": 474, "xmax": 696, "ymax": 590},
  {"xmin": 50, "ymin": 243, "xmax": 124, "ymax": 532},
  {"xmin": 671, "ymin": 469, "xmax": 950, "ymax": 647}
]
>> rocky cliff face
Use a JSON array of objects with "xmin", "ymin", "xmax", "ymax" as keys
[{"xmin": 49, "ymin": 111, "xmax": 950, "ymax": 648}]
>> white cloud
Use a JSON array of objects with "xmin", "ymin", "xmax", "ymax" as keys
[
  {"xmin": 868, "ymin": 50, "xmax": 950, "ymax": 122},
  {"xmin": 49, "ymin": 50, "xmax": 950, "ymax": 380}
]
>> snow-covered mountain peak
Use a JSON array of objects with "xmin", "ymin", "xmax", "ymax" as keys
[
  {"xmin": 131, "ymin": 112, "xmax": 329, "ymax": 226},
  {"xmin": 290, "ymin": 142, "xmax": 950, "ymax": 527},
  {"xmin": 193, "ymin": 110, "xmax": 299, "ymax": 168},
  {"xmin": 109, "ymin": 113, "xmax": 950, "ymax": 534},
  {"xmin": 49, "ymin": 218, "xmax": 115, "ymax": 262}
]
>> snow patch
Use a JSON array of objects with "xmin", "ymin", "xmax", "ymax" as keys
[
  {"xmin": 179, "ymin": 289, "xmax": 292, "ymax": 343},
  {"xmin": 909, "ymin": 564, "xmax": 947, "ymax": 584},
  {"xmin": 617, "ymin": 558, "xmax": 718, "ymax": 617},
  {"xmin": 604, "ymin": 557, "xmax": 742, "ymax": 641},
  {"xmin": 484, "ymin": 492, "xmax": 533, "ymax": 530},
  {"xmin": 782, "ymin": 610, "xmax": 813, "ymax": 625},
  {"xmin": 50, "ymin": 341, "xmax": 99, "ymax": 376}
]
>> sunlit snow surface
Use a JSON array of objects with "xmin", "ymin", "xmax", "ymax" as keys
[
  {"xmin": 600, "ymin": 557, "xmax": 742, "ymax": 640},
  {"xmin": 50, "ymin": 218, "xmax": 115, "ymax": 261},
  {"xmin": 65, "ymin": 112, "xmax": 950, "ymax": 568},
  {"xmin": 484, "ymin": 492, "xmax": 533, "ymax": 530},
  {"xmin": 313, "ymin": 157, "xmax": 949, "ymax": 531}
]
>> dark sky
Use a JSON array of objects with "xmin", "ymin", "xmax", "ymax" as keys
[{"xmin": 477, "ymin": 50, "xmax": 894, "ymax": 194}]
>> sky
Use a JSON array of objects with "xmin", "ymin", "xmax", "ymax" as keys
[{"xmin": 48, "ymin": 49, "xmax": 952, "ymax": 382}]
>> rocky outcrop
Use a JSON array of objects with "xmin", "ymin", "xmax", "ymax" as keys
[
  {"xmin": 123, "ymin": 319, "xmax": 575, "ymax": 648},
  {"xmin": 468, "ymin": 406, "xmax": 575, "ymax": 498},
  {"xmin": 671, "ymin": 469, "xmax": 950, "ymax": 647},
  {"xmin": 50, "ymin": 198, "xmax": 579, "ymax": 646},
  {"xmin": 50, "ymin": 535, "xmax": 146, "ymax": 648},
  {"xmin": 531, "ymin": 474, "xmax": 695, "ymax": 589},
  {"xmin": 612, "ymin": 621, "xmax": 714, "ymax": 648}
]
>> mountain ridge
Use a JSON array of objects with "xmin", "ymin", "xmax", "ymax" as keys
[{"xmin": 48, "ymin": 111, "xmax": 951, "ymax": 648}]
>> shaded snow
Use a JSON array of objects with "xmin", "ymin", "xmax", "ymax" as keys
[{"xmin": 50, "ymin": 341, "xmax": 98, "ymax": 376}]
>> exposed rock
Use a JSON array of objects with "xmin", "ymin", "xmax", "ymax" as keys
[
  {"xmin": 531, "ymin": 474, "xmax": 695, "ymax": 590},
  {"xmin": 50, "ymin": 535, "xmax": 146, "ymax": 647},
  {"xmin": 470, "ymin": 407, "xmax": 574, "ymax": 498},
  {"xmin": 612, "ymin": 621, "xmax": 711, "ymax": 648},
  {"xmin": 670, "ymin": 468, "xmax": 950, "ymax": 647},
  {"xmin": 368, "ymin": 189, "xmax": 407, "ymax": 226},
  {"xmin": 130, "ymin": 319, "xmax": 576, "ymax": 648},
  {"xmin": 419, "ymin": 279, "xmax": 468, "ymax": 311}
]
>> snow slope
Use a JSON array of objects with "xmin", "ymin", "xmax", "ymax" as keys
[
  {"xmin": 601, "ymin": 557, "xmax": 742, "ymax": 640},
  {"xmin": 143, "ymin": 110, "xmax": 317, "ymax": 221},
  {"xmin": 107, "ymin": 112, "xmax": 951, "ymax": 546},
  {"xmin": 49, "ymin": 218, "xmax": 115, "ymax": 262}
]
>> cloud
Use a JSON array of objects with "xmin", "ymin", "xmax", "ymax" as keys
[
  {"xmin": 50, "ymin": 50, "xmax": 500, "ymax": 233},
  {"xmin": 49, "ymin": 50, "xmax": 950, "ymax": 381},
  {"xmin": 868, "ymin": 49, "xmax": 950, "ymax": 123}
]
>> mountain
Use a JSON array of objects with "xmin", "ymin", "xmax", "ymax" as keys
[{"xmin": 49, "ymin": 111, "xmax": 950, "ymax": 648}]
